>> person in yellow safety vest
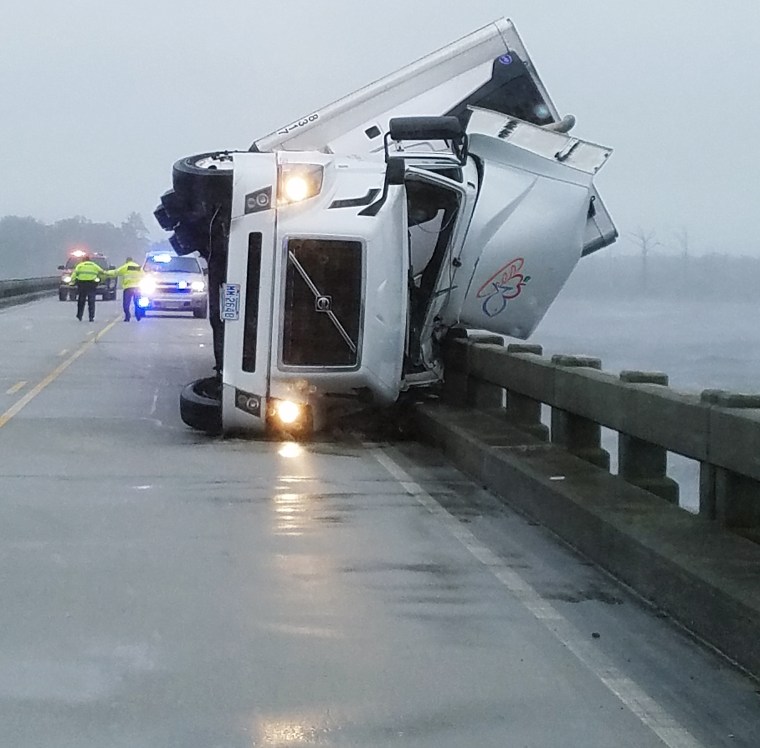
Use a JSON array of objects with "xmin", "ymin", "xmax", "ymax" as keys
[
  {"xmin": 70, "ymin": 254, "xmax": 106, "ymax": 322},
  {"xmin": 106, "ymin": 257, "xmax": 145, "ymax": 322}
]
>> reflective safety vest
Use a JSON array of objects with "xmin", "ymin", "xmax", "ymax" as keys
[
  {"xmin": 110, "ymin": 261, "xmax": 144, "ymax": 289},
  {"xmin": 71, "ymin": 260, "xmax": 104, "ymax": 283}
]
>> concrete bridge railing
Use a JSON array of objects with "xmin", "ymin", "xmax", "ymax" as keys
[
  {"xmin": 0, "ymin": 277, "xmax": 58, "ymax": 308},
  {"xmin": 412, "ymin": 330, "xmax": 760, "ymax": 677},
  {"xmin": 441, "ymin": 331, "xmax": 760, "ymax": 537}
]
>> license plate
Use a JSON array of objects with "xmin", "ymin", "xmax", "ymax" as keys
[{"xmin": 222, "ymin": 284, "xmax": 241, "ymax": 320}]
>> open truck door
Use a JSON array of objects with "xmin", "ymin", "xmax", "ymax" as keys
[{"xmin": 442, "ymin": 108, "xmax": 613, "ymax": 339}]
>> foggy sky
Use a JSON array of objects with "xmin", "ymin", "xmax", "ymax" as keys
[{"xmin": 1, "ymin": 0, "xmax": 758, "ymax": 255}]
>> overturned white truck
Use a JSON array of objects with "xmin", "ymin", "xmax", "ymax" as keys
[{"xmin": 155, "ymin": 18, "xmax": 616, "ymax": 437}]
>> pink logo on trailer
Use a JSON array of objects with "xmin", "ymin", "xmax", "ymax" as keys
[{"xmin": 476, "ymin": 258, "xmax": 531, "ymax": 318}]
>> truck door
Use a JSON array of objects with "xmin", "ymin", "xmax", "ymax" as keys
[
  {"xmin": 447, "ymin": 110, "xmax": 613, "ymax": 339},
  {"xmin": 402, "ymin": 163, "xmax": 476, "ymax": 380},
  {"xmin": 220, "ymin": 152, "xmax": 278, "ymax": 433}
]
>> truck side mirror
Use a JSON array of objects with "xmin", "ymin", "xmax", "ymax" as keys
[{"xmin": 57, "ymin": 265, "xmax": 65, "ymax": 270}]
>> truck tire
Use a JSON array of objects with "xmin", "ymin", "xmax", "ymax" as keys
[
  {"xmin": 172, "ymin": 152, "xmax": 234, "ymax": 207},
  {"xmin": 193, "ymin": 304, "xmax": 208, "ymax": 319},
  {"xmin": 58, "ymin": 289, "xmax": 67, "ymax": 301},
  {"xmin": 180, "ymin": 377, "xmax": 222, "ymax": 435}
]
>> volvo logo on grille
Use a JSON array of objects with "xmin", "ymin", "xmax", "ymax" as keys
[{"xmin": 315, "ymin": 295, "xmax": 332, "ymax": 312}]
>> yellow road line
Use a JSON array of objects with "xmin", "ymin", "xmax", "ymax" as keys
[
  {"xmin": 0, "ymin": 316, "xmax": 120, "ymax": 430},
  {"xmin": 5, "ymin": 381, "xmax": 27, "ymax": 395}
]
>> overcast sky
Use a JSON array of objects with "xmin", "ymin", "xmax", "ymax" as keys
[{"xmin": 1, "ymin": 0, "xmax": 758, "ymax": 255}]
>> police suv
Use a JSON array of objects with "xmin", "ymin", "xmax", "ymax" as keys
[{"xmin": 137, "ymin": 252, "xmax": 208, "ymax": 318}]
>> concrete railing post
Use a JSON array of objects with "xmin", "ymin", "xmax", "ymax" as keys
[
  {"xmin": 700, "ymin": 390, "xmax": 760, "ymax": 529},
  {"xmin": 466, "ymin": 334, "xmax": 505, "ymax": 409},
  {"xmin": 550, "ymin": 355, "xmax": 610, "ymax": 470},
  {"xmin": 441, "ymin": 331, "xmax": 504, "ymax": 408},
  {"xmin": 505, "ymin": 344, "xmax": 549, "ymax": 441},
  {"xmin": 441, "ymin": 329, "xmax": 469, "ymax": 404},
  {"xmin": 618, "ymin": 371, "xmax": 679, "ymax": 503}
]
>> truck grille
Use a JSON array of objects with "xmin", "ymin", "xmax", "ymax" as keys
[{"xmin": 282, "ymin": 239, "xmax": 362, "ymax": 367}]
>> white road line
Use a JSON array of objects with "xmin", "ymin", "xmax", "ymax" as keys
[
  {"xmin": 5, "ymin": 381, "xmax": 27, "ymax": 395},
  {"xmin": 371, "ymin": 445, "xmax": 706, "ymax": 748},
  {"xmin": 150, "ymin": 387, "xmax": 159, "ymax": 416},
  {"xmin": 58, "ymin": 349, "xmax": 68, "ymax": 356}
]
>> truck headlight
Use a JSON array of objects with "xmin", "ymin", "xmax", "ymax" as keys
[
  {"xmin": 62, "ymin": 274, "xmax": 72, "ymax": 283},
  {"xmin": 278, "ymin": 164, "xmax": 324, "ymax": 205},
  {"xmin": 267, "ymin": 398, "xmax": 313, "ymax": 437},
  {"xmin": 191, "ymin": 281, "xmax": 205, "ymax": 292},
  {"xmin": 274, "ymin": 400, "xmax": 302, "ymax": 425},
  {"xmin": 140, "ymin": 278, "xmax": 156, "ymax": 294}
]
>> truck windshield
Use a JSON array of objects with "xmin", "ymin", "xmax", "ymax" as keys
[{"xmin": 145, "ymin": 257, "xmax": 200, "ymax": 273}]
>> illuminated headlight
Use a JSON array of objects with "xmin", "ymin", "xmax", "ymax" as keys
[
  {"xmin": 278, "ymin": 164, "xmax": 324, "ymax": 205},
  {"xmin": 140, "ymin": 278, "xmax": 156, "ymax": 294},
  {"xmin": 137, "ymin": 297, "xmax": 150, "ymax": 308},
  {"xmin": 62, "ymin": 274, "xmax": 72, "ymax": 283},
  {"xmin": 191, "ymin": 280, "xmax": 205, "ymax": 292},
  {"xmin": 266, "ymin": 398, "xmax": 313, "ymax": 437},
  {"xmin": 275, "ymin": 400, "xmax": 302, "ymax": 424},
  {"xmin": 267, "ymin": 398, "xmax": 307, "ymax": 424}
]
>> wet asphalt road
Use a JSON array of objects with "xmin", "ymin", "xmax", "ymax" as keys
[{"xmin": 1, "ymin": 297, "xmax": 759, "ymax": 747}]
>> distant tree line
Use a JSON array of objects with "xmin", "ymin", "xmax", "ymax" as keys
[
  {"xmin": 562, "ymin": 251, "xmax": 760, "ymax": 301},
  {"xmin": 0, "ymin": 212, "xmax": 162, "ymax": 280}
]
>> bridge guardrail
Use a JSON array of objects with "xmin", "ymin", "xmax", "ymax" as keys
[
  {"xmin": 0, "ymin": 277, "xmax": 59, "ymax": 308},
  {"xmin": 441, "ymin": 331, "xmax": 760, "ymax": 536},
  {"xmin": 414, "ymin": 330, "xmax": 760, "ymax": 677}
]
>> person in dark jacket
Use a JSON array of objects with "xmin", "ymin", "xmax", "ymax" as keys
[{"xmin": 70, "ymin": 254, "xmax": 105, "ymax": 321}]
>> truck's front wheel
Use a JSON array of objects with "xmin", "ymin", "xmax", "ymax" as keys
[{"xmin": 180, "ymin": 377, "xmax": 222, "ymax": 435}]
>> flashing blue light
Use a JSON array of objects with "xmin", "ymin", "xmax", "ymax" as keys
[
  {"xmin": 178, "ymin": 280, "xmax": 188, "ymax": 290},
  {"xmin": 498, "ymin": 54, "xmax": 513, "ymax": 65},
  {"xmin": 138, "ymin": 297, "xmax": 150, "ymax": 308},
  {"xmin": 150, "ymin": 253, "xmax": 173, "ymax": 263}
]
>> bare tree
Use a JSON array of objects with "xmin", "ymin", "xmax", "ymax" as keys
[
  {"xmin": 672, "ymin": 227, "xmax": 690, "ymax": 294},
  {"xmin": 628, "ymin": 228, "xmax": 661, "ymax": 294},
  {"xmin": 673, "ymin": 227, "xmax": 690, "ymax": 261}
]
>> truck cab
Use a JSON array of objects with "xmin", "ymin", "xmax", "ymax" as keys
[{"xmin": 156, "ymin": 18, "xmax": 616, "ymax": 437}]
